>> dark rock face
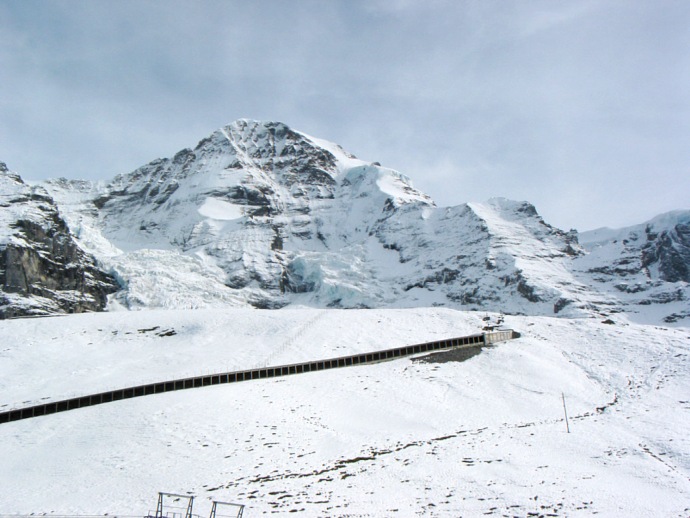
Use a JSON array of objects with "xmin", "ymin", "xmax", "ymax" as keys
[
  {"xmin": 0, "ymin": 165, "xmax": 119, "ymax": 318},
  {"xmin": 641, "ymin": 222, "xmax": 690, "ymax": 283}
]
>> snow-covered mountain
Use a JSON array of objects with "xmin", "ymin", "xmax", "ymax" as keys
[
  {"xmin": 2, "ymin": 121, "xmax": 690, "ymax": 514},
  {"xmin": 2, "ymin": 120, "xmax": 688, "ymax": 323},
  {"xmin": 576, "ymin": 212, "xmax": 690, "ymax": 323},
  {"xmin": 0, "ymin": 162, "xmax": 118, "ymax": 318}
]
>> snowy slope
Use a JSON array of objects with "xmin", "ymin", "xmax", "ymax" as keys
[{"xmin": 1, "ymin": 308, "xmax": 689, "ymax": 516}]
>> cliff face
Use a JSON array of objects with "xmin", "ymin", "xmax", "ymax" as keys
[
  {"xmin": 641, "ymin": 219, "xmax": 690, "ymax": 283},
  {"xmin": 0, "ymin": 163, "xmax": 119, "ymax": 318}
]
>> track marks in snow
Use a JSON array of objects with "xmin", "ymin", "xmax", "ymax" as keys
[
  {"xmin": 257, "ymin": 310, "xmax": 327, "ymax": 368},
  {"xmin": 639, "ymin": 442, "xmax": 690, "ymax": 484}
]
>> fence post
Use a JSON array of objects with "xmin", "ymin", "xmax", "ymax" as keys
[{"xmin": 562, "ymin": 392, "xmax": 570, "ymax": 433}]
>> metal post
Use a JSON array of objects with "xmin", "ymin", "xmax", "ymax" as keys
[
  {"xmin": 185, "ymin": 495, "xmax": 194, "ymax": 518},
  {"xmin": 210, "ymin": 500, "xmax": 245, "ymax": 518},
  {"xmin": 562, "ymin": 392, "xmax": 570, "ymax": 433},
  {"xmin": 155, "ymin": 493, "xmax": 164, "ymax": 518}
]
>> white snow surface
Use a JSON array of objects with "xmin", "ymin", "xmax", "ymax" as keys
[
  {"xmin": 1, "ymin": 308, "xmax": 689, "ymax": 517},
  {"xmin": 198, "ymin": 198, "xmax": 245, "ymax": 221}
]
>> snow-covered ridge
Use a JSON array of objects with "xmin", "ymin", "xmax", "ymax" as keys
[
  {"xmin": 2, "ymin": 120, "xmax": 688, "ymax": 324},
  {"xmin": 580, "ymin": 210, "xmax": 690, "ymax": 247}
]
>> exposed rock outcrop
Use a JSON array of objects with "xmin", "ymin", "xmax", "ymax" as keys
[
  {"xmin": 576, "ymin": 211, "xmax": 690, "ymax": 323},
  {"xmin": 0, "ymin": 163, "xmax": 119, "ymax": 318}
]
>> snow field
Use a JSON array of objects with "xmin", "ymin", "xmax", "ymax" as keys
[{"xmin": 0, "ymin": 308, "xmax": 689, "ymax": 516}]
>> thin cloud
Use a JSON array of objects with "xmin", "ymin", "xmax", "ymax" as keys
[{"xmin": 0, "ymin": 0, "xmax": 688, "ymax": 232}]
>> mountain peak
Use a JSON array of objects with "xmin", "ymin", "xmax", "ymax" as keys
[
  {"xmin": 1, "ymin": 122, "xmax": 685, "ymax": 324},
  {"xmin": 0, "ymin": 162, "xmax": 24, "ymax": 185}
]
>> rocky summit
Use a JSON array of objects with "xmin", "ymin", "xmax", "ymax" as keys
[{"xmin": 1, "ymin": 120, "xmax": 688, "ymax": 324}]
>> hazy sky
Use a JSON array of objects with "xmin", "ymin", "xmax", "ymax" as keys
[{"xmin": 1, "ymin": 0, "xmax": 688, "ymax": 231}]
